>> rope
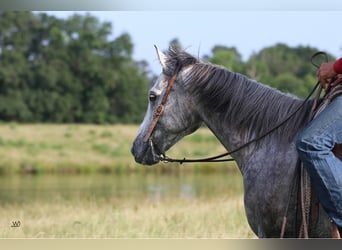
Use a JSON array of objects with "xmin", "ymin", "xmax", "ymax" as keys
[{"xmin": 299, "ymin": 166, "xmax": 311, "ymax": 238}]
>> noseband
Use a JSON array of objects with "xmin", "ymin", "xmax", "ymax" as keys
[{"xmin": 143, "ymin": 72, "xmax": 178, "ymax": 142}]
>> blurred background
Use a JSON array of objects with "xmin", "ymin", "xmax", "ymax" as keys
[{"xmin": 0, "ymin": 11, "xmax": 340, "ymax": 238}]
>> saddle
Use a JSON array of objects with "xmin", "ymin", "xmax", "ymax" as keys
[{"xmin": 302, "ymin": 84, "xmax": 342, "ymax": 238}]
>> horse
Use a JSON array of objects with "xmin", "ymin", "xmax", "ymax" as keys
[{"xmin": 131, "ymin": 46, "xmax": 333, "ymax": 238}]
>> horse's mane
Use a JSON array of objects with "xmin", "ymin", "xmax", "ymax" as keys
[{"xmin": 165, "ymin": 47, "xmax": 313, "ymax": 141}]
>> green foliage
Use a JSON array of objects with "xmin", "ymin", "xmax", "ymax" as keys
[
  {"xmin": 244, "ymin": 43, "xmax": 336, "ymax": 97},
  {"xmin": 205, "ymin": 43, "xmax": 336, "ymax": 98},
  {"xmin": 0, "ymin": 12, "xmax": 149, "ymax": 124},
  {"xmin": 204, "ymin": 45, "xmax": 244, "ymax": 73}
]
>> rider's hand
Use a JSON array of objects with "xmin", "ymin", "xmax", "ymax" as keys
[
  {"xmin": 330, "ymin": 74, "xmax": 342, "ymax": 88},
  {"xmin": 317, "ymin": 62, "xmax": 339, "ymax": 90}
]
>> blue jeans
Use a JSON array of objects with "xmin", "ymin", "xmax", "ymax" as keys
[{"xmin": 296, "ymin": 95, "xmax": 342, "ymax": 229}]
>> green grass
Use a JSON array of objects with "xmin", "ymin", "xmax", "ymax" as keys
[{"xmin": 0, "ymin": 124, "xmax": 237, "ymax": 175}]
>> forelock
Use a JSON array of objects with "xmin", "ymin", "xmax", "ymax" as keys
[{"xmin": 163, "ymin": 47, "xmax": 199, "ymax": 79}]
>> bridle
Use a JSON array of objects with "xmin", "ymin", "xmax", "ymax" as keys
[
  {"xmin": 143, "ymin": 52, "xmax": 326, "ymax": 164},
  {"xmin": 143, "ymin": 72, "xmax": 179, "ymax": 143}
]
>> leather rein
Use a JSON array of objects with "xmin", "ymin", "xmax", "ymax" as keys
[{"xmin": 143, "ymin": 52, "xmax": 326, "ymax": 164}]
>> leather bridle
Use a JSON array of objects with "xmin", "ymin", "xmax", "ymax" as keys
[{"xmin": 143, "ymin": 72, "xmax": 178, "ymax": 143}]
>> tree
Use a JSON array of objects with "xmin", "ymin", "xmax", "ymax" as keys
[
  {"xmin": 169, "ymin": 38, "xmax": 182, "ymax": 49},
  {"xmin": 204, "ymin": 45, "xmax": 244, "ymax": 73},
  {"xmin": 0, "ymin": 12, "xmax": 151, "ymax": 123},
  {"xmin": 244, "ymin": 43, "xmax": 335, "ymax": 98}
]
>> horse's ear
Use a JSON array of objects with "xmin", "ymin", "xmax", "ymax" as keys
[{"xmin": 154, "ymin": 45, "xmax": 166, "ymax": 69}]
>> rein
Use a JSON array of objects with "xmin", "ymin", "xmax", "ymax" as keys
[{"xmin": 144, "ymin": 52, "xmax": 326, "ymax": 164}]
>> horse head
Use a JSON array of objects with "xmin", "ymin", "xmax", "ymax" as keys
[{"xmin": 131, "ymin": 46, "xmax": 202, "ymax": 165}]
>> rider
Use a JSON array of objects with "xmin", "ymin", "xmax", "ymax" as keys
[{"xmin": 296, "ymin": 57, "xmax": 342, "ymax": 235}]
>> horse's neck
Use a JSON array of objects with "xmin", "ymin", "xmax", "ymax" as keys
[
  {"xmin": 186, "ymin": 67, "xmax": 314, "ymax": 171},
  {"xmin": 200, "ymin": 111, "xmax": 256, "ymax": 171},
  {"xmin": 197, "ymin": 94, "xmax": 311, "ymax": 173}
]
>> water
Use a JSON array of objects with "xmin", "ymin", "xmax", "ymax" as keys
[{"xmin": 0, "ymin": 172, "xmax": 243, "ymax": 205}]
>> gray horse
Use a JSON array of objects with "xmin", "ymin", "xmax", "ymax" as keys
[{"xmin": 131, "ymin": 47, "xmax": 333, "ymax": 237}]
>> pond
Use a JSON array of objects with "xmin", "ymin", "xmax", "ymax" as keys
[
  {"xmin": 0, "ymin": 171, "xmax": 254, "ymax": 238},
  {"xmin": 0, "ymin": 171, "xmax": 244, "ymax": 205}
]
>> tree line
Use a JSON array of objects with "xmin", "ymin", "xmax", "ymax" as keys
[{"xmin": 0, "ymin": 12, "xmax": 337, "ymax": 124}]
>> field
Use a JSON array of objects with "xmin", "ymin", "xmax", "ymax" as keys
[
  {"xmin": 0, "ymin": 124, "xmax": 254, "ymax": 238},
  {"xmin": 0, "ymin": 195, "xmax": 254, "ymax": 238},
  {"xmin": 0, "ymin": 124, "xmax": 235, "ymax": 175}
]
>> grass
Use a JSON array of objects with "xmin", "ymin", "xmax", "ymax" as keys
[
  {"xmin": 0, "ymin": 196, "xmax": 254, "ymax": 238},
  {"xmin": 0, "ymin": 124, "xmax": 237, "ymax": 175}
]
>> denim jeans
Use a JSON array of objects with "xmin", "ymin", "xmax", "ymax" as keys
[{"xmin": 296, "ymin": 95, "xmax": 342, "ymax": 229}]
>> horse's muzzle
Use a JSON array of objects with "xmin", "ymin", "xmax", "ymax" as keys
[{"xmin": 131, "ymin": 137, "xmax": 161, "ymax": 165}]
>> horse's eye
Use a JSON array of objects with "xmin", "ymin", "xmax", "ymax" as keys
[{"xmin": 149, "ymin": 93, "xmax": 157, "ymax": 102}]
